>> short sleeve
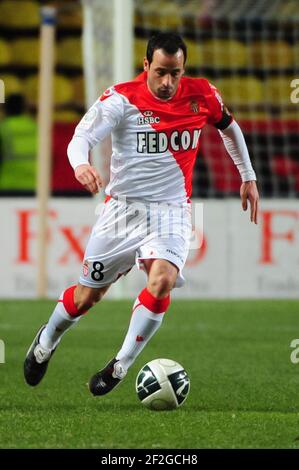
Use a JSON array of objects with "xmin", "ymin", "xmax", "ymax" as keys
[
  {"xmin": 205, "ymin": 82, "xmax": 233, "ymax": 130},
  {"xmin": 206, "ymin": 82, "xmax": 225, "ymax": 124}
]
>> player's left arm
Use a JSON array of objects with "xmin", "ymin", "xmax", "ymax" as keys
[
  {"xmin": 207, "ymin": 82, "xmax": 259, "ymax": 224},
  {"xmin": 216, "ymin": 116, "xmax": 259, "ymax": 225}
]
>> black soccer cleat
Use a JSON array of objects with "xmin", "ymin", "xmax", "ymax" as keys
[
  {"xmin": 23, "ymin": 325, "xmax": 56, "ymax": 386},
  {"xmin": 89, "ymin": 358, "xmax": 127, "ymax": 396}
]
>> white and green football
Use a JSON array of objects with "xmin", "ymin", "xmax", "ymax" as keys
[{"xmin": 136, "ymin": 358, "xmax": 190, "ymax": 411}]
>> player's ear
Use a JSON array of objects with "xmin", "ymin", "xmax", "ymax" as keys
[{"xmin": 143, "ymin": 57, "xmax": 149, "ymax": 72}]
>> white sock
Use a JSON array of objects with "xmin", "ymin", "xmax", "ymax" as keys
[
  {"xmin": 116, "ymin": 289, "xmax": 170, "ymax": 370},
  {"xmin": 39, "ymin": 291, "xmax": 81, "ymax": 350}
]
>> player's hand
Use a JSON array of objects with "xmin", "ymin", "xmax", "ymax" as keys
[
  {"xmin": 240, "ymin": 180, "xmax": 259, "ymax": 224},
  {"xmin": 74, "ymin": 164, "xmax": 102, "ymax": 194}
]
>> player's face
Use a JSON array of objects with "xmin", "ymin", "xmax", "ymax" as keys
[{"xmin": 144, "ymin": 49, "xmax": 185, "ymax": 100}]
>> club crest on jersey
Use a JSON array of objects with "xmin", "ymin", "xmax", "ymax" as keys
[
  {"xmin": 137, "ymin": 129, "xmax": 201, "ymax": 153},
  {"xmin": 100, "ymin": 87, "xmax": 114, "ymax": 101},
  {"xmin": 190, "ymin": 100, "xmax": 199, "ymax": 113},
  {"xmin": 83, "ymin": 260, "xmax": 89, "ymax": 277},
  {"xmin": 137, "ymin": 111, "xmax": 160, "ymax": 125}
]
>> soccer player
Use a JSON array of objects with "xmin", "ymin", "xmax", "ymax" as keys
[{"xmin": 24, "ymin": 32, "xmax": 259, "ymax": 395}]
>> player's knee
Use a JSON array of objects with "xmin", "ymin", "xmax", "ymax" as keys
[
  {"xmin": 148, "ymin": 273, "xmax": 174, "ymax": 298},
  {"xmin": 75, "ymin": 289, "xmax": 105, "ymax": 313}
]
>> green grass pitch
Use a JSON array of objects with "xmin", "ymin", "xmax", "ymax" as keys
[{"xmin": 0, "ymin": 299, "xmax": 299, "ymax": 449}]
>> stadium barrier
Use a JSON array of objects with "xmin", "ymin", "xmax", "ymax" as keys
[{"xmin": 0, "ymin": 198, "xmax": 298, "ymax": 299}]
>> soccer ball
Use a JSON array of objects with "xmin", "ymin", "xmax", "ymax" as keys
[{"xmin": 135, "ymin": 358, "xmax": 190, "ymax": 411}]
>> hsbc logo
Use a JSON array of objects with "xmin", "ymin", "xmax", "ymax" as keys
[{"xmin": 137, "ymin": 110, "xmax": 160, "ymax": 125}]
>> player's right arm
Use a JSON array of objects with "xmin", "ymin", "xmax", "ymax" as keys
[
  {"xmin": 74, "ymin": 163, "xmax": 102, "ymax": 195},
  {"xmin": 67, "ymin": 88, "xmax": 124, "ymax": 194}
]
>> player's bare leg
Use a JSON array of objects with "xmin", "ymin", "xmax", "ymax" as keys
[
  {"xmin": 89, "ymin": 259, "xmax": 177, "ymax": 396},
  {"xmin": 24, "ymin": 284, "xmax": 110, "ymax": 386}
]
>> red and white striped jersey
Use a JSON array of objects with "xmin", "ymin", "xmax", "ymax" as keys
[{"xmin": 73, "ymin": 72, "xmax": 227, "ymax": 204}]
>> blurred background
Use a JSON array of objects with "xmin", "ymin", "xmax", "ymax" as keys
[{"xmin": 0, "ymin": 0, "xmax": 298, "ymax": 298}]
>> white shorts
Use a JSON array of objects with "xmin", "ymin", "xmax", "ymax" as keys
[{"xmin": 79, "ymin": 197, "xmax": 192, "ymax": 289}]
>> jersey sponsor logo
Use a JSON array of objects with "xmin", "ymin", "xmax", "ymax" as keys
[
  {"xmin": 78, "ymin": 107, "xmax": 98, "ymax": 129},
  {"xmin": 143, "ymin": 110, "xmax": 153, "ymax": 117},
  {"xmin": 137, "ymin": 129, "xmax": 201, "ymax": 153},
  {"xmin": 99, "ymin": 87, "xmax": 113, "ymax": 101},
  {"xmin": 166, "ymin": 248, "xmax": 184, "ymax": 263},
  {"xmin": 137, "ymin": 112, "xmax": 160, "ymax": 125},
  {"xmin": 83, "ymin": 260, "xmax": 89, "ymax": 277}
]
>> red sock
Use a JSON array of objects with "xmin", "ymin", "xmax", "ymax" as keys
[
  {"xmin": 62, "ymin": 285, "xmax": 88, "ymax": 317},
  {"xmin": 138, "ymin": 288, "xmax": 170, "ymax": 313}
]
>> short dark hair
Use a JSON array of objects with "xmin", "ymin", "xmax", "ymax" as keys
[{"xmin": 146, "ymin": 32, "xmax": 187, "ymax": 65}]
